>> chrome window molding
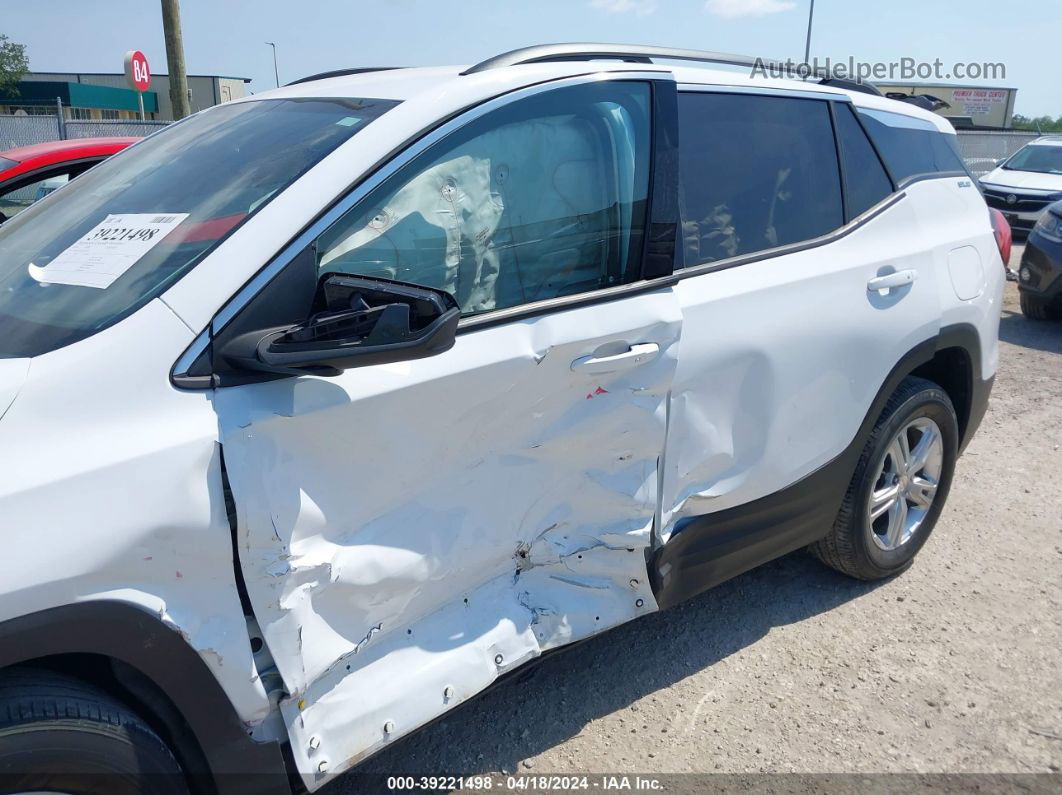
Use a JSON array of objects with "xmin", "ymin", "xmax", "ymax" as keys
[
  {"xmin": 897, "ymin": 171, "xmax": 978, "ymax": 190},
  {"xmin": 677, "ymin": 83, "xmax": 851, "ymax": 103},
  {"xmin": 675, "ymin": 191, "xmax": 907, "ymax": 279},
  {"xmin": 170, "ymin": 325, "xmax": 211, "ymax": 385}
]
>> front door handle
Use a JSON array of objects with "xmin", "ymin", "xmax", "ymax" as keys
[
  {"xmin": 571, "ymin": 343, "xmax": 660, "ymax": 374},
  {"xmin": 867, "ymin": 269, "xmax": 918, "ymax": 293}
]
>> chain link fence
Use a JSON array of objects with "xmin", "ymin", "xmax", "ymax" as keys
[
  {"xmin": 66, "ymin": 119, "xmax": 171, "ymax": 139},
  {"xmin": 0, "ymin": 110, "xmax": 1048, "ymax": 184},
  {"xmin": 1, "ymin": 114, "xmax": 170, "ymax": 151},
  {"xmin": 955, "ymin": 130, "xmax": 1041, "ymax": 177}
]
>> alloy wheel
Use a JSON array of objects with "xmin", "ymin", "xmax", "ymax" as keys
[{"xmin": 866, "ymin": 417, "xmax": 944, "ymax": 551}]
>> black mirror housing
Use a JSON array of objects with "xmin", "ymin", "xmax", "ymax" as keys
[{"xmin": 220, "ymin": 274, "xmax": 459, "ymax": 377}]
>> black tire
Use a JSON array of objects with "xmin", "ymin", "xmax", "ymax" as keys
[
  {"xmin": 0, "ymin": 667, "xmax": 189, "ymax": 795},
  {"xmin": 811, "ymin": 376, "xmax": 958, "ymax": 581},
  {"xmin": 1019, "ymin": 291, "xmax": 1061, "ymax": 321}
]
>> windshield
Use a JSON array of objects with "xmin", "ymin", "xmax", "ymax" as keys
[
  {"xmin": 0, "ymin": 96, "xmax": 398, "ymax": 358},
  {"xmin": 1002, "ymin": 144, "xmax": 1062, "ymax": 175}
]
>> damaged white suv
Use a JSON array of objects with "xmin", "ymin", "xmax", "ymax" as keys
[{"xmin": 0, "ymin": 44, "xmax": 1003, "ymax": 794}]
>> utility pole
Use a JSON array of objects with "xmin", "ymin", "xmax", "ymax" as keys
[
  {"xmin": 804, "ymin": 0, "xmax": 816, "ymax": 65},
  {"xmin": 161, "ymin": 0, "xmax": 191, "ymax": 119},
  {"xmin": 266, "ymin": 42, "xmax": 280, "ymax": 87}
]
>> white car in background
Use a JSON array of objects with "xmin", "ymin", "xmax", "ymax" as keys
[{"xmin": 979, "ymin": 135, "xmax": 1062, "ymax": 232}]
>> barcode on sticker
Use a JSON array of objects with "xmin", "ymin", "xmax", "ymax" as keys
[{"xmin": 151, "ymin": 215, "xmax": 178, "ymax": 224}]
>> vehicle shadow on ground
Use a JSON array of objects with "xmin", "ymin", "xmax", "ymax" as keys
[
  {"xmin": 325, "ymin": 551, "xmax": 885, "ymax": 790},
  {"xmin": 999, "ymin": 309, "xmax": 1062, "ymax": 354}
]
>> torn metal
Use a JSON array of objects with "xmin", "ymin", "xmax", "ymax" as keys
[{"xmin": 216, "ymin": 290, "xmax": 681, "ymax": 787}]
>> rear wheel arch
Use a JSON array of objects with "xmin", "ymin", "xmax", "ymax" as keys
[
  {"xmin": 908, "ymin": 324, "xmax": 985, "ymax": 453},
  {"xmin": 649, "ymin": 324, "xmax": 989, "ymax": 608},
  {"xmin": 0, "ymin": 602, "xmax": 289, "ymax": 795},
  {"xmin": 910, "ymin": 345, "xmax": 972, "ymax": 441}
]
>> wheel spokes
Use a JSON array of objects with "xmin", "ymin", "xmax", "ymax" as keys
[
  {"xmin": 885, "ymin": 496, "xmax": 909, "ymax": 547},
  {"xmin": 870, "ymin": 484, "xmax": 901, "ymax": 521},
  {"xmin": 895, "ymin": 430, "xmax": 912, "ymax": 472},
  {"xmin": 867, "ymin": 416, "xmax": 945, "ymax": 552},
  {"xmin": 907, "ymin": 424, "xmax": 939, "ymax": 476},
  {"xmin": 908, "ymin": 475, "xmax": 938, "ymax": 509}
]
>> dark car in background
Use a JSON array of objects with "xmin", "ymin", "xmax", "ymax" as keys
[
  {"xmin": 0, "ymin": 137, "xmax": 137, "ymax": 225},
  {"xmin": 1018, "ymin": 198, "xmax": 1062, "ymax": 320}
]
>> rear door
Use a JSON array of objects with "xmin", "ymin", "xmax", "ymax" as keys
[
  {"xmin": 654, "ymin": 89, "xmax": 941, "ymax": 604},
  {"xmin": 214, "ymin": 76, "xmax": 681, "ymax": 787}
]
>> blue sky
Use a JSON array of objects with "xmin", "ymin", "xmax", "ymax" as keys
[{"xmin": 4, "ymin": 0, "xmax": 1058, "ymax": 116}]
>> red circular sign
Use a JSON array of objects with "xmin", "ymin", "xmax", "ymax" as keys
[{"xmin": 124, "ymin": 50, "xmax": 151, "ymax": 92}]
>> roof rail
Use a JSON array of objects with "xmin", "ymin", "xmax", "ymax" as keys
[
  {"xmin": 286, "ymin": 67, "xmax": 401, "ymax": 86},
  {"xmin": 819, "ymin": 77, "xmax": 883, "ymax": 97},
  {"xmin": 461, "ymin": 43, "xmax": 797, "ymax": 76}
]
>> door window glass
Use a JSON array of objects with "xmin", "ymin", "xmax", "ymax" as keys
[
  {"xmin": 0, "ymin": 172, "xmax": 72, "ymax": 222},
  {"xmin": 857, "ymin": 108, "xmax": 966, "ymax": 182},
  {"xmin": 677, "ymin": 92, "xmax": 844, "ymax": 267},
  {"xmin": 834, "ymin": 104, "xmax": 894, "ymax": 217},
  {"xmin": 315, "ymin": 82, "xmax": 652, "ymax": 315}
]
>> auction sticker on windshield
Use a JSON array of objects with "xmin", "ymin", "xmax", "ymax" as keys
[{"xmin": 28, "ymin": 213, "xmax": 189, "ymax": 289}]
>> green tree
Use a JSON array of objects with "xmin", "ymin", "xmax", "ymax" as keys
[
  {"xmin": 1012, "ymin": 114, "xmax": 1062, "ymax": 133},
  {"xmin": 0, "ymin": 34, "xmax": 29, "ymax": 97}
]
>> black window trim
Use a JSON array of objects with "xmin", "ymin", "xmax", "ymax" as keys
[
  {"xmin": 174, "ymin": 77, "xmax": 956, "ymax": 388},
  {"xmin": 849, "ymin": 103, "xmax": 899, "ymax": 191},
  {"xmin": 0, "ymin": 156, "xmax": 108, "ymax": 199},
  {"xmin": 669, "ymin": 87, "xmax": 973, "ymax": 281},
  {"xmin": 853, "ymin": 105, "xmax": 972, "ymax": 188},
  {"xmin": 674, "ymin": 86, "xmax": 863, "ymax": 275},
  {"xmin": 826, "ymin": 100, "xmax": 851, "ymax": 225},
  {"xmin": 173, "ymin": 70, "xmax": 678, "ymax": 388},
  {"xmin": 675, "ymin": 190, "xmax": 906, "ymax": 281}
]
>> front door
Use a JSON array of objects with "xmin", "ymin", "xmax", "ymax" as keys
[{"xmin": 215, "ymin": 77, "xmax": 681, "ymax": 787}]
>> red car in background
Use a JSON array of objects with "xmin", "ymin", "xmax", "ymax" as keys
[{"xmin": 0, "ymin": 137, "xmax": 137, "ymax": 225}]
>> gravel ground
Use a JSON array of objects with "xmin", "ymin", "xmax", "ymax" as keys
[{"xmin": 329, "ymin": 245, "xmax": 1061, "ymax": 789}]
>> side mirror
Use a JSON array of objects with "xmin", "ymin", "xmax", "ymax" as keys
[{"xmin": 221, "ymin": 274, "xmax": 460, "ymax": 377}]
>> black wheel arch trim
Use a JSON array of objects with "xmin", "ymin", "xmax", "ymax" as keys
[
  {"xmin": 0, "ymin": 600, "xmax": 291, "ymax": 795},
  {"xmin": 931, "ymin": 322, "xmax": 991, "ymax": 455},
  {"xmin": 650, "ymin": 322, "xmax": 991, "ymax": 610}
]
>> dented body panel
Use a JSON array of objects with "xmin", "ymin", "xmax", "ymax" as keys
[
  {"xmin": 0, "ymin": 55, "xmax": 1005, "ymax": 794},
  {"xmin": 0, "ymin": 299, "xmax": 272, "ymax": 724},
  {"xmin": 216, "ymin": 290, "xmax": 681, "ymax": 784},
  {"xmin": 659, "ymin": 195, "xmax": 941, "ymax": 540}
]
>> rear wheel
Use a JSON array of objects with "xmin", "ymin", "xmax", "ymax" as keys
[
  {"xmin": 0, "ymin": 667, "xmax": 188, "ymax": 795},
  {"xmin": 1019, "ymin": 291, "xmax": 1061, "ymax": 321},
  {"xmin": 812, "ymin": 377, "xmax": 958, "ymax": 580}
]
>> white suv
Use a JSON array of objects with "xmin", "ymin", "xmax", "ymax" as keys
[
  {"xmin": 0, "ymin": 45, "xmax": 1004, "ymax": 794},
  {"xmin": 979, "ymin": 135, "xmax": 1062, "ymax": 232}
]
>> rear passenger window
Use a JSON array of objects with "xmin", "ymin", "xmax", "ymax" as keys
[
  {"xmin": 857, "ymin": 108, "xmax": 966, "ymax": 183},
  {"xmin": 834, "ymin": 104, "xmax": 893, "ymax": 218},
  {"xmin": 677, "ymin": 92, "xmax": 843, "ymax": 267}
]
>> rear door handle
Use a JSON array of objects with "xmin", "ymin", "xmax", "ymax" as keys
[
  {"xmin": 867, "ymin": 269, "xmax": 918, "ymax": 292},
  {"xmin": 571, "ymin": 343, "xmax": 660, "ymax": 374}
]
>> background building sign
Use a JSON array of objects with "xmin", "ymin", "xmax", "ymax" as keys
[
  {"xmin": 953, "ymin": 88, "xmax": 1007, "ymax": 117},
  {"xmin": 124, "ymin": 50, "xmax": 151, "ymax": 119}
]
